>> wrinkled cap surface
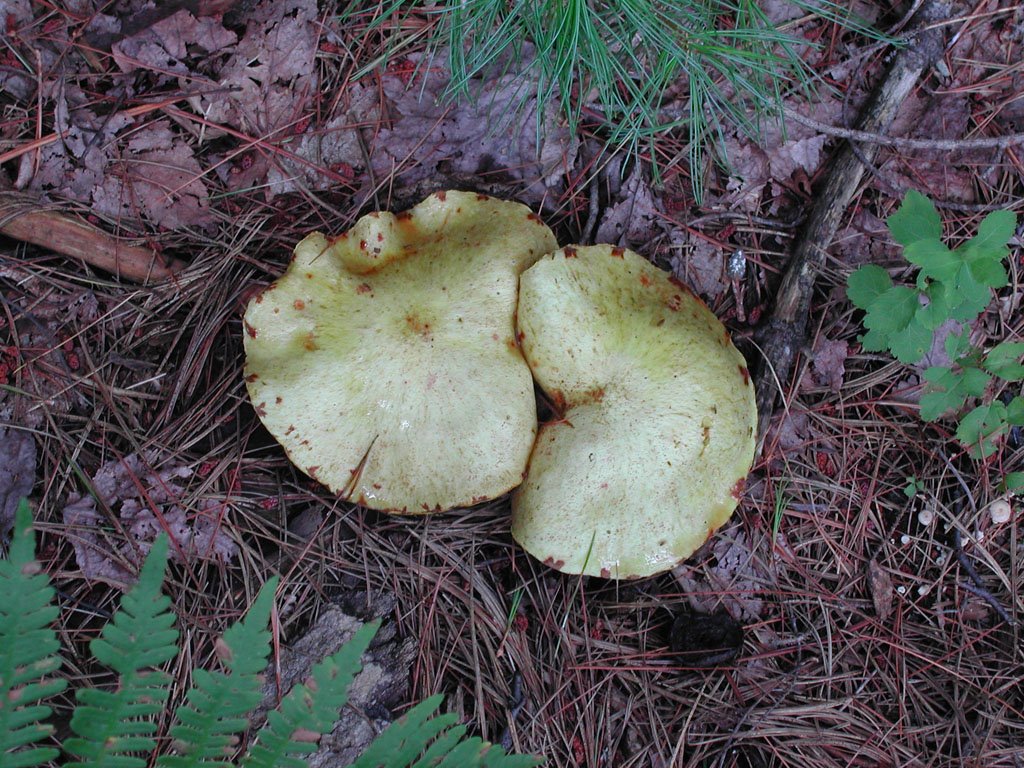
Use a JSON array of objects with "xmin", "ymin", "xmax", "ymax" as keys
[
  {"xmin": 243, "ymin": 191, "xmax": 557, "ymax": 513},
  {"xmin": 511, "ymin": 245, "xmax": 757, "ymax": 577}
]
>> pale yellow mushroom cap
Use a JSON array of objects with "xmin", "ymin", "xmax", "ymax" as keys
[
  {"xmin": 243, "ymin": 191, "xmax": 557, "ymax": 513},
  {"xmin": 511, "ymin": 245, "xmax": 757, "ymax": 577}
]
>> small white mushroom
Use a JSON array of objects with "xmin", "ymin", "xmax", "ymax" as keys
[{"xmin": 989, "ymin": 499, "xmax": 1012, "ymax": 524}]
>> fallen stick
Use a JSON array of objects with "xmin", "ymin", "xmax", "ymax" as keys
[
  {"xmin": 753, "ymin": 0, "xmax": 949, "ymax": 448},
  {"xmin": 0, "ymin": 194, "xmax": 185, "ymax": 283}
]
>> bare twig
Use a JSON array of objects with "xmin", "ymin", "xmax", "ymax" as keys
[
  {"xmin": 782, "ymin": 109, "xmax": 1024, "ymax": 151},
  {"xmin": 954, "ymin": 529, "xmax": 1015, "ymax": 626},
  {"xmin": 753, "ymin": 0, "xmax": 949, "ymax": 446}
]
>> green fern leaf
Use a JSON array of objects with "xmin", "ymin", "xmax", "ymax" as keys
[
  {"xmin": 64, "ymin": 535, "xmax": 179, "ymax": 768},
  {"xmin": 0, "ymin": 499, "xmax": 67, "ymax": 768},
  {"xmin": 348, "ymin": 695, "xmax": 454, "ymax": 768},
  {"xmin": 157, "ymin": 577, "xmax": 280, "ymax": 768},
  {"xmin": 241, "ymin": 620, "xmax": 379, "ymax": 768},
  {"xmin": 350, "ymin": 692, "xmax": 541, "ymax": 768}
]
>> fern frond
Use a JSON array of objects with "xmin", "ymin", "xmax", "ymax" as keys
[
  {"xmin": 350, "ymin": 694, "xmax": 542, "ymax": 768},
  {"xmin": 157, "ymin": 577, "xmax": 280, "ymax": 768},
  {"xmin": 241, "ymin": 620, "xmax": 379, "ymax": 768},
  {"xmin": 0, "ymin": 499, "xmax": 67, "ymax": 768},
  {"xmin": 64, "ymin": 535, "xmax": 179, "ymax": 768},
  {"xmin": 348, "ymin": 695, "xmax": 454, "ymax": 768}
]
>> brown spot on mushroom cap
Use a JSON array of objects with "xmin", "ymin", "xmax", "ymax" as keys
[
  {"xmin": 244, "ymin": 321, "xmax": 258, "ymax": 338},
  {"xmin": 668, "ymin": 295, "xmax": 682, "ymax": 312},
  {"xmin": 245, "ymin": 372, "xmax": 259, "ymax": 382},
  {"xmin": 527, "ymin": 211, "xmax": 544, "ymax": 224},
  {"xmin": 549, "ymin": 389, "xmax": 567, "ymax": 413},
  {"xmin": 543, "ymin": 557, "xmax": 566, "ymax": 570},
  {"xmin": 738, "ymin": 365, "xmax": 750, "ymax": 385},
  {"xmin": 303, "ymin": 332, "xmax": 318, "ymax": 351},
  {"xmin": 600, "ymin": 567, "xmax": 611, "ymax": 578},
  {"xmin": 436, "ymin": 191, "xmax": 447, "ymax": 201},
  {"xmin": 294, "ymin": 299, "xmax": 305, "ymax": 310},
  {"xmin": 610, "ymin": 246, "xmax": 625, "ymax": 258},
  {"xmin": 640, "ymin": 273, "xmax": 652, "ymax": 287},
  {"xmin": 275, "ymin": 396, "xmax": 283, "ymax": 404},
  {"xmin": 563, "ymin": 246, "xmax": 578, "ymax": 258},
  {"xmin": 356, "ymin": 283, "xmax": 372, "ymax": 294},
  {"xmin": 405, "ymin": 314, "xmax": 433, "ymax": 340},
  {"xmin": 730, "ymin": 478, "xmax": 746, "ymax": 500},
  {"xmin": 254, "ymin": 402, "xmax": 267, "ymax": 417}
]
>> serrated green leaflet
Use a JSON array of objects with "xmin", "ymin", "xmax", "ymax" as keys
[
  {"xmin": 966, "ymin": 209, "xmax": 1017, "ymax": 261},
  {"xmin": 904, "ymin": 238, "xmax": 958, "ymax": 283},
  {"xmin": 1007, "ymin": 396, "xmax": 1024, "ymax": 425},
  {"xmin": 1005, "ymin": 472, "xmax": 1024, "ymax": 493},
  {"xmin": 984, "ymin": 342, "xmax": 1024, "ymax": 381},
  {"xmin": 887, "ymin": 190, "xmax": 942, "ymax": 246},
  {"xmin": 920, "ymin": 366, "xmax": 990, "ymax": 421},
  {"xmin": 847, "ymin": 190, "xmax": 1020, "ymax": 461},
  {"xmin": 957, "ymin": 402, "xmax": 1009, "ymax": 458},
  {"xmin": 846, "ymin": 264, "xmax": 892, "ymax": 310}
]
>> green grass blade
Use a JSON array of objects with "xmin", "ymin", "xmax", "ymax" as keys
[
  {"xmin": 0, "ymin": 499, "xmax": 68, "ymax": 768},
  {"xmin": 64, "ymin": 535, "xmax": 178, "ymax": 767}
]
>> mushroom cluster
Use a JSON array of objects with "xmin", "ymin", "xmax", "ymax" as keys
[{"xmin": 243, "ymin": 192, "xmax": 756, "ymax": 578}]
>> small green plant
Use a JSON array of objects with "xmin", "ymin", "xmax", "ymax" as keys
[
  {"xmin": 1, "ymin": 500, "xmax": 540, "ymax": 768},
  {"xmin": 903, "ymin": 475, "xmax": 926, "ymax": 499},
  {"xmin": 848, "ymin": 190, "xmax": 1022, "ymax": 458}
]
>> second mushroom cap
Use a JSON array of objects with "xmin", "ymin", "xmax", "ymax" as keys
[{"xmin": 511, "ymin": 245, "xmax": 757, "ymax": 578}]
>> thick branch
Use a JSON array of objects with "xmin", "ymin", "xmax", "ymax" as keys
[{"xmin": 754, "ymin": 0, "xmax": 949, "ymax": 447}]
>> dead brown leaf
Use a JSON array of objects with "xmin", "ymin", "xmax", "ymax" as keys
[
  {"xmin": 867, "ymin": 558, "xmax": 894, "ymax": 621},
  {"xmin": 62, "ymin": 452, "xmax": 238, "ymax": 588},
  {"xmin": 369, "ymin": 49, "xmax": 578, "ymax": 205},
  {"xmin": 0, "ymin": 426, "xmax": 35, "ymax": 535},
  {"xmin": 674, "ymin": 527, "xmax": 769, "ymax": 622},
  {"xmin": 91, "ymin": 120, "xmax": 216, "ymax": 230},
  {"xmin": 112, "ymin": 8, "xmax": 236, "ymax": 75},
  {"xmin": 186, "ymin": 0, "xmax": 319, "ymax": 136},
  {"xmin": 807, "ymin": 337, "xmax": 849, "ymax": 392}
]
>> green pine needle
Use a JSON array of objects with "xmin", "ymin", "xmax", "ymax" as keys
[
  {"xmin": 342, "ymin": 0, "xmax": 889, "ymax": 199},
  {"xmin": 158, "ymin": 577, "xmax": 280, "ymax": 768},
  {"xmin": 64, "ymin": 535, "xmax": 179, "ymax": 768},
  {"xmin": 0, "ymin": 499, "xmax": 68, "ymax": 768},
  {"xmin": 241, "ymin": 621, "xmax": 380, "ymax": 768}
]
